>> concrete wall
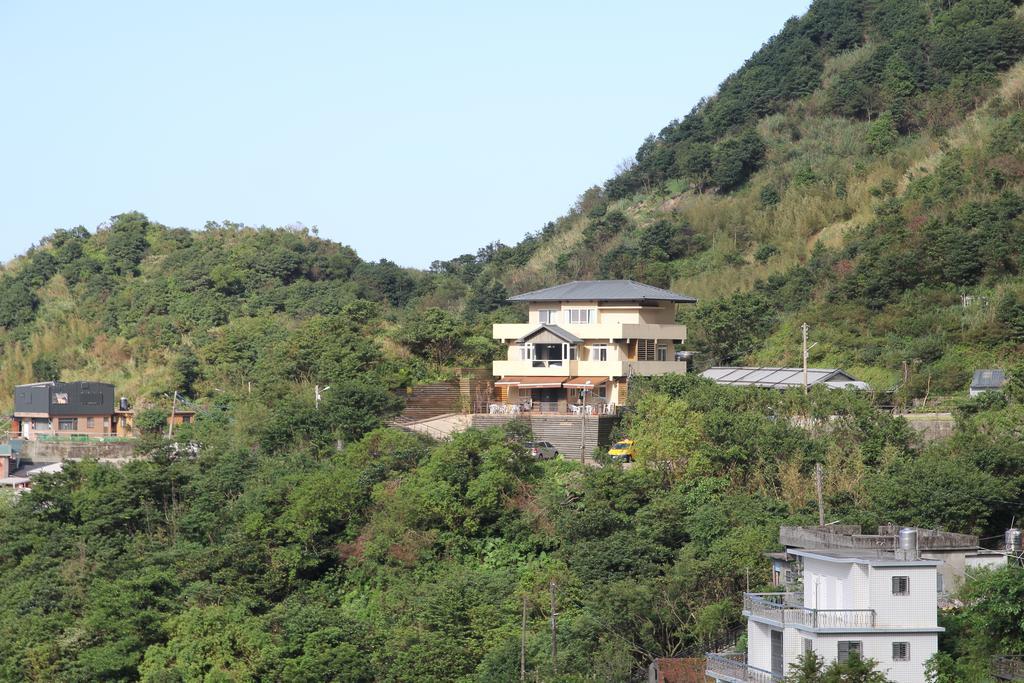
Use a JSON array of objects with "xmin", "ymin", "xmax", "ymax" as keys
[
  {"xmin": 802, "ymin": 632, "xmax": 935, "ymax": 683},
  {"xmin": 21, "ymin": 440, "xmax": 135, "ymax": 463},
  {"xmin": 869, "ymin": 565, "xmax": 938, "ymax": 629},
  {"xmin": 470, "ymin": 414, "xmax": 618, "ymax": 461},
  {"xmin": 903, "ymin": 413, "xmax": 955, "ymax": 442}
]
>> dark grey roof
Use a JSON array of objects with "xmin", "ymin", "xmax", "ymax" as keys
[
  {"xmin": 971, "ymin": 369, "xmax": 1006, "ymax": 389},
  {"xmin": 515, "ymin": 324, "xmax": 583, "ymax": 344},
  {"xmin": 700, "ymin": 367, "xmax": 868, "ymax": 389},
  {"xmin": 508, "ymin": 280, "xmax": 696, "ymax": 303}
]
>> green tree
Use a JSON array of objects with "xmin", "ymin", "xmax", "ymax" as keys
[
  {"xmin": 31, "ymin": 355, "xmax": 60, "ymax": 382},
  {"xmin": 867, "ymin": 112, "xmax": 899, "ymax": 154},
  {"xmin": 135, "ymin": 407, "xmax": 169, "ymax": 434},
  {"xmin": 395, "ymin": 308, "xmax": 466, "ymax": 366}
]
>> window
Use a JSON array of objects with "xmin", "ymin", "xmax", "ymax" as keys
[
  {"xmin": 802, "ymin": 638, "xmax": 813, "ymax": 654},
  {"xmin": 519, "ymin": 344, "xmax": 533, "ymax": 360},
  {"xmin": 595, "ymin": 385, "xmax": 607, "ymax": 400},
  {"xmin": 86, "ymin": 417, "xmax": 95, "ymax": 429},
  {"xmin": 568, "ymin": 345, "xmax": 578, "ymax": 360},
  {"xmin": 837, "ymin": 641, "xmax": 862, "ymax": 663},
  {"xmin": 58, "ymin": 418, "xmax": 78, "ymax": 431},
  {"xmin": 567, "ymin": 308, "xmax": 595, "ymax": 324},
  {"xmin": 892, "ymin": 642, "xmax": 910, "ymax": 662},
  {"xmin": 937, "ymin": 574, "xmax": 944, "ymax": 594},
  {"xmin": 637, "ymin": 339, "xmax": 657, "ymax": 361},
  {"xmin": 656, "ymin": 344, "xmax": 668, "ymax": 361},
  {"xmin": 538, "ymin": 309, "xmax": 558, "ymax": 324},
  {"xmin": 52, "ymin": 392, "xmax": 69, "ymax": 405},
  {"xmin": 590, "ymin": 344, "xmax": 608, "ymax": 361},
  {"xmin": 892, "ymin": 576, "xmax": 910, "ymax": 596}
]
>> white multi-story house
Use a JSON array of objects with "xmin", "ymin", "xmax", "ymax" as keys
[
  {"xmin": 707, "ymin": 530, "xmax": 943, "ymax": 683},
  {"xmin": 490, "ymin": 280, "xmax": 695, "ymax": 413}
]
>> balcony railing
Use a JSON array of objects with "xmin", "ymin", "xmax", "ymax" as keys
[
  {"xmin": 744, "ymin": 593, "xmax": 875, "ymax": 630},
  {"xmin": 705, "ymin": 653, "xmax": 780, "ymax": 682},
  {"xmin": 993, "ymin": 655, "xmax": 1024, "ymax": 681}
]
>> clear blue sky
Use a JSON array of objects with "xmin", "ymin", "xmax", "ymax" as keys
[{"xmin": 1, "ymin": 0, "xmax": 811, "ymax": 268}]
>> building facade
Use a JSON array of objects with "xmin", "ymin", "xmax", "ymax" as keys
[
  {"xmin": 708, "ymin": 530, "xmax": 948, "ymax": 683},
  {"xmin": 11, "ymin": 381, "xmax": 117, "ymax": 440},
  {"xmin": 490, "ymin": 280, "xmax": 695, "ymax": 413}
]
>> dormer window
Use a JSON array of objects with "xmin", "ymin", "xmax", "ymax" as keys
[
  {"xmin": 567, "ymin": 308, "xmax": 595, "ymax": 324},
  {"xmin": 538, "ymin": 309, "xmax": 558, "ymax": 324}
]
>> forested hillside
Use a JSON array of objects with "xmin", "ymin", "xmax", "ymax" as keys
[{"xmin": 1, "ymin": 0, "xmax": 1024, "ymax": 681}]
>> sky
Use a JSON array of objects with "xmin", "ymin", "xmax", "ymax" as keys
[{"xmin": 0, "ymin": 0, "xmax": 812, "ymax": 268}]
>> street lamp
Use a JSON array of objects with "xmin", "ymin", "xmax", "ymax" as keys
[{"xmin": 315, "ymin": 384, "xmax": 331, "ymax": 410}]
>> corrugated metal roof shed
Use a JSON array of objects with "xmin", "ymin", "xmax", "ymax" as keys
[
  {"xmin": 700, "ymin": 366, "xmax": 869, "ymax": 390},
  {"xmin": 970, "ymin": 369, "xmax": 1006, "ymax": 390},
  {"xmin": 508, "ymin": 280, "xmax": 697, "ymax": 303}
]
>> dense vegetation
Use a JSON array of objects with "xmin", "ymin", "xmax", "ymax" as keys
[
  {"xmin": 0, "ymin": 376, "xmax": 1020, "ymax": 681},
  {"xmin": 2, "ymin": 0, "xmax": 1024, "ymax": 680}
]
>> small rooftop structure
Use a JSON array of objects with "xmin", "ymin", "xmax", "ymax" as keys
[
  {"xmin": 508, "ymin": 279, "xmax": 697, "ymax": 304},
  {"xmin": 701, "ymin": 366, "xmax": 870, "ymax": 390},
  {"xmin": 515, "ymin": 324, "xmax": 583, "ymax": 344},
  {"xmin": 970, "ymin": 368, "xmax": 1006, "ymax": 397}
]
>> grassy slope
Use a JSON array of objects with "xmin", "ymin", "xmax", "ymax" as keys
[{"xmin": 498, "ymin": 44, "xmax": 1024, "ymax": 396}]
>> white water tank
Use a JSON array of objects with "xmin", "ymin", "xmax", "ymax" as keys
[
  {"xmin": 1007, "ymin": 528, "xmax": 1023, "ymax": 554},
  {"xmin": 896, "ymin": 527, "xmax": 919, "ymax": 561}
]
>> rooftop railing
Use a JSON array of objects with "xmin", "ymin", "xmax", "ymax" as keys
[
  {"xmin": 744, "ymin": 593, "xmax": 875, "ymax": 630},
  {"xmin": 705, "ymin": 652, "xmax": 780, "ymax": 682}
]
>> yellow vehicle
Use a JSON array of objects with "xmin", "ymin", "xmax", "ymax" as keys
[{"xmin": 608, "ymin": 439, "xmax": 635, "ymax": 463}]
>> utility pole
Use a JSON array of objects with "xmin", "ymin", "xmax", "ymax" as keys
[
  {"xmin": 815, "ymin": 462, "xmax": 825, "ymax": 527},
  {"xmin": 520, "ymin": 595, "xmax": 527, "ymax": 681},
  {"xmin": 167, "ymin": 391, "xmax": 178, "ymax": 439},
  {"xmin": 579, "ymin": 384, "xmax": 590, "ymax": 464},
  {"xmin": 801, "ymin": 323, "xmax": 817, "ymax": 394},
  {"xmin": 549, "ymin": 581, "xmax": 558, "ymax": 676},
  {"xmin": 315, "ymin": 384, "xmax": 330, "ymax": 410}
]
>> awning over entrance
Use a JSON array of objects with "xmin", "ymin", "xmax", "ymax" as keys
[
  {"xmin": 495, "ymin": 377, "xmax": 565, "ymax": 389},
  {"xmin": 563, "ymin": 376, "xmax": 609, "ymax": 388}
]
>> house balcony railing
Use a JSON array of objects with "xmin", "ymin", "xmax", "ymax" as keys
[
  {"xmin": 744, "ymin": 593, "xmax": 876, "ymax": 630},
  {"xmin": 993, "ymin": 655, "xmax": 1024, "ymax": 681},
  {"xmin": 705, "ymin": 652, "xmax": 780, "ymax": 682}
]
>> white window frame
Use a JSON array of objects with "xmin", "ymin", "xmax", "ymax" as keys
[
  {"xmin": 519, "ymin": 343, "xmax": 533, "ymax": 360},
  {"xmin": 590, "ymin": 344, "xmax": 608, "ymax": 361},
  {"xmin": 567, "ymin": 308, "xmax": 595, "ymax": 324},
  {"xmin": 538, "ymin": 309, "xmax": 558, "ymax": 324},
  {"xmin": 892, "ymin": 576, "xmax": 910, "ymax": 596},
  {"xmin": 656, "ymin": 343, "xmax": 668, "ymax": 361}
]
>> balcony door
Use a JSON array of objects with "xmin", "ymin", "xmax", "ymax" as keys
[
  {"xmin": 533, "ymin": 344, "xmax": 564, "ymax": 368},
  {"xmin": 532, "ymin": 388, "xmax": 560, "ymax": 413},
  {"xmin": 771, "ymin": 629, "xmax": 784, "ymax": 678}
]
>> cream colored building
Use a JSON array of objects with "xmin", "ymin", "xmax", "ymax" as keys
[{"xmin": 491, "ymin": 280, "xmax": 695, "ymax": 413}]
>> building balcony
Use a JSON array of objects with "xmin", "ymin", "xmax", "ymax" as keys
[
  {"xmin": 705, "ymin": 653, "xmax": 780, "ymax": 683},
  {"xmin": 492, "ymin": 359, "xmax": 687, "ymax": 379},
  {"xmin": 492, "ymin": 322, "xmax": 687, "ymax": 343},
  {"xmin": 744, "ymin": 593, "xmax": 876, "ymax": 630}
]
